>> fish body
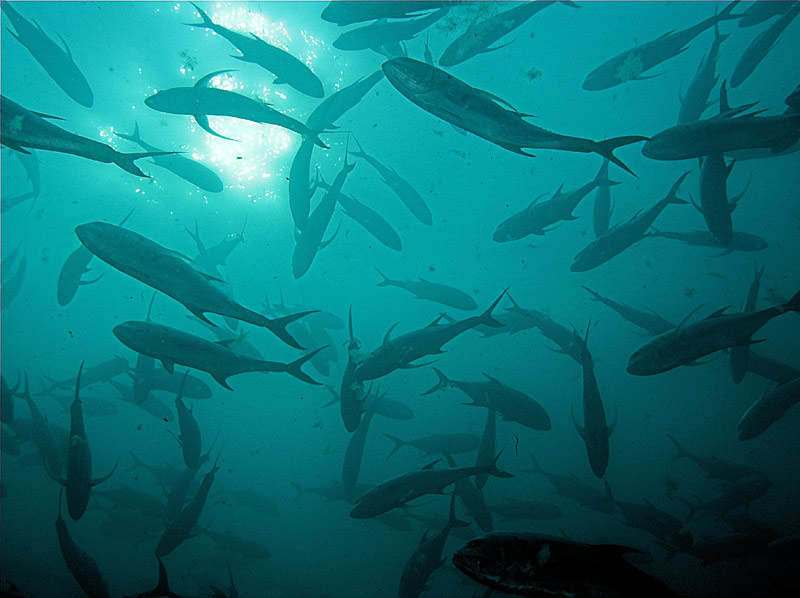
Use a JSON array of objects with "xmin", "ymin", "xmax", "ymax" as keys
[
  {"xmin": 738, "ymin": 1, "xmax": 794, "ymax": 27},
  {"xmin": 321, "ymin": 1, "xmax": 444, "ymax": 26},
  {"xmin": 614, "ymin": 497, "xmax": 691, "ymax": 547},
  {"xmin": 38, "ymin": 356, "xmax": 130, "ymax": 396},
  {"xmin": 144, "ymin": 71, "xmax": 325, "ymax": 146},
  {"xmin": 592, "ymin": 160, "xmax": 613, "ymax": 237},
  {"xmin": 340, "ymin": 307, "xmax": 367, "ymax": 432},
  {"xmin": 649, "ymin": 229, "xmax": 767, "ymax": 253},
  {"xmin": 729, "ymin": 265, "xmax": 764, "ymax": 382},
  {"xmin": 175, "ymin": 375, "xmax": 202, "ymax": 470},
  {"xmin": 527, "ymin": 455, "xmax": 616, "ymax": 514},
  {"xmin": 687, "ymin": 474, "xmax": 772, "ymax": 520},
  {"xmin": 76, "ymin": 221, "xmax": 310, "ymax": 349},
  {"xmin": 19, "ymin": 374, "xmax": 64, "ymax": 475},
  {"xmin": 2, "ymin": 2, "xmax": 93, "ymax": 106},
  {"xmin": 697, "ymin": 153, "xmax": 737, "ymax": 246},
  {"xmin": 582, "ymin": 286, "xmax": 674, "ymax": 335},
  {"xmin": 56, "ymin": 246, "xmax": 100, "ymax": 306},
  {"xmin": 116, "ymin": 122, "xmax": 223, "ymax": 192},
  {"xmin": 382, "ymin": 58, "xmax": 646, "ymax": 174},
  {"xmin": 738, "ymin": 376, "xmax": 800, "ymax": 440},
  {"xmin": 583, "ymin": 1, "xmax": 739, "ymax": 91},
  {"xmin": 667, "ymin": 433, "xmax": 764, "ymax": 482},
  {"xmin": 288, "ymin": 137, "xmax": 316, "ymax": 230},
  {"xmin": 375, "ymin": 270, "xmax": 476, "ymax": 310},
  {"xmin": 306, "ymin": 70, "xmax": 384, "ymax": 132},
  {"xmin": 571, "ymin": 172, "xmax": 689, "ymax": 271},
  {"xmin": 333, "ymin": 8, "xmax": 447, "ymax": 52},
  {"xmin": 1, "ymin": 96, "xmax": 167, "ymax": 176},
  {"xmin": 342, "ymin": 395, "xmax": 379, "ymax": 496},
  {"xmin": 628, "ymin": 289, "xmax": 800, "ymax": 376},
  {"xmin": 187, "ymin": 2, "xmax": 323, "ymax": 97},
  {"xmin": 113, "ymin": 321, "xmax": 320, "ymax": 389},
  {"xmin": 333, "ymin": 188, "xmax": 403, "ymax": 251},
  {"xmin": 453, "ymin": 532, "xmax": 677, "ymax": 597},
  {"xmin": 677, "ymin": 25, "xmax": 727, "ymax": 124},
  {"xmin": 746, "ymin": 351, "xmax": 800, "ymax": 384},
  {"xmin": 202, "ymin": 528, "xmax": 272, "ymax": 560},
  {"xmin": 384, "ymin": 433, "xmax": 480, "ymax": 459},
  {"xmin": 731, "ymin": 3, "xmax": 800, "ymax": 88},
  {"xmin": 55, "ymin": 495, "xmax": 110, "ymax": 598}
]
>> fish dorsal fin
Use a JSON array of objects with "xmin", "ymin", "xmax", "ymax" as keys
[
  {"xmin": 422, "ymin": 459, "xmax": 441, "ymax": 470},
  {"xmin": 195, "ymin": 70, "xmax": 236, "ymax": 88},
  {"xmin": 215, "ymin": 339, "xmax": 237, "ymax": 349},
  {"xmin": 383, "ymin": 322, "xmax": 400, "ymax": 346},
  {"xmin": 705, "ymin": 306, "xmax": 729, "ymax": 319},
  {"xmin": 676, "ymin": 303, "xmax": 705, "ymax": 329},
  {"xmin": 426, "ymin": 314, "xmax": 446, "ymax": 328},
  {"xmin": 160, "ymin": 359, "xmax": 175, "ymax": 374}
]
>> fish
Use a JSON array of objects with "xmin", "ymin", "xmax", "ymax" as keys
[
  {"xmin": 185, "ymin": 220, "xmax": 247, "ymax": 279},
  {"xmin": 333, "ymin": 8, "xmax": 448, "ymax": 52},
  {"xmin": 122, "ymin": 557, "xmax": 180, "ymax": 598},
  {"xmin": 351, "ymin": 138, "xmax": 432, "ymax": 225},
  {"xmin": 57, "ymin": 209, "xmax": 133, "ymax": 307},
  {"xmin": 610, "ymin": 491, "xmax": 692, "ymax": 549},
  {"xmin": 174, "ymin": 372, "xmax": 202, "ymax": 470},
  {"xmin": 374, "ymin": 269, "xmax": 477, "ymax": 310},
  {"xmin": 155, "ymin": 453, "xmax": 221, "ymax": 557},
  {"xmin": 445, "ymin": 453, "xmax": 493, "ymax": 533},
  {"xmin": 321, "ymin": 1, "xmax": 445, "ymax": 26},
  {"xmin": 677, "ymin": 24, "xmax": 728, "ymax": 124},
  {"xmin": 144, "ymin": 71, "xmax": 326, "ymax": 146},
  {"xmin": 55, "ymin": 491, "xmax": 110, "ymax": 598},
  {"xmin": 488, "ymin": 498, "xmax": 563, "ymax": 522},
  {"xmin": 37, "ymin": 356, "xmax": 130, "ymax": 396},
  {"xmin": 684, "ymin": 474, "xmax": 772, "ymax": 520},
  {"xmin": 322, "ymin": 384, "xmax": 413, "ymax": 421},
  {"xmin": 109, "ymin": 379, "xmax": 174, "ymax": 421},
  {"xmin": 452, "ymin": 532, "xmax": 677, "ymax": 597},
  {"xmin": 292, "ymin": 152, "xmax": 354, "ymax": 278},
  {"xmin": 571, "ymin": 172, "xmax": 689, "ymax": 272},
  {"xmin": 746, "ymin": 351, "xmax": 800, "ymax": 384},
  {"xmin": 666, "ymin": 434, "xmax": 764, "ymax": 482},
  {"xmin": 186, "ymin": 2, "xmax": 323, "ymax": 98},
  {"xmin": 350, "ymin": 451, "xmax": 512, "ymax": 519},
  {"xmin": 165, "ymin": 466, "xmax": 200, "ymax": 522},
  {"xmin": 474, "ymin": 409, "xmax": 496, "ymax": 491},
  {"xmin": 729, "ymin": 264, "xmax": 764, "ymax": 383},
  {"xmin": 75, "ymin": 220, "xmax": 312, "ymax": 349},
  {"xmin": 592, "ymin": 160, "xmax": 614, "ymax": 237},
  {"xmin": 115, "ymin": 122, "xmax": 223, "ymax": 192},
  {"xmin": 494, "ymin": 163, "xmax": 619, "ymax": 241},
  {"xmin": 127, "ymin": 453, "xmax": 183, "ymax": 488},
  {"xmin": 18, "ymin": 373, "xmax": 64, "ymax": 476},
  {"xmin": 648, "ymin": 228, "xmax": 768, "ymax": 254},
  {"xmin": 113, "ymin": 321, "xmax": 322, "ymax": 389},
  {"xmin": 94, "ymin": 485, "xmax": 166, "ymax": 521},
  {"xmin": 695, "ymin": 153, "xmax": 744, "ymax": 247},
  {"xmin": 0, "ymin": 240, "xmax": 27, "ymax": 307},
  {"xmin": 47, "ymin": 363, "xmax": 117, "ymax": 520},
  {"xmin": 1, "ymin": 148, "xmax": 40, "ymax": 212},
  {"xmin": 642, "ymin": 94, "xmax": 800, "ymax": 161},
  {"xmin": 571, "ymin": 321, "xmax": 613, "ymax": 479},
  {"xmin": 384, "ymin": 433, "xmax": 481, "ymax": 459},
  {"xmin": 382, "ymin": 58, "xmax": 646, "ymax": 175},
  {"xmin": 306, "ymin": 70, "xmax": 385, "ymax": 133},
  {"xmin": 352, "ymin": 290, "xmax": 507, "ymax": 382},
  {"xmin": 343, "ymin": 390, "xmax": 381, "ymax": 496},
  {"xmin": 288, "ymin": 137, "xmax": 317, "ymax": 231},
  {"xmin": 439, "ymin": 2, "xmax": 568, "ymax": 67},
  {"xmin": 730, "ymin": 3, "xmax": 800, "ymax": 88},
  {"xmin": 582, "ymin": 1, "xmax": 740, "ymax": 91},
  {"xmin": 738, "ymin": 377, "xmax": 800, "ymax": 441},
  {"xmin": 1, "ymin": 96, "xmax": 169, "ymax": 176},
  {"xmin": 398, "ymin": 491, "xmax": 470, "ymax": 598},
  {"xmin": 737, "ymin": 1, "xmax": 794, "ymax": 27},
  {"xmin": 526, "ymin": 454, "xmax": 616, "ymax": 514},
  {"xmin": 582, "ymin": 286, "xmax": 674, "ymax": 335},
  {"xmin": 201, "ymin": 529, "xmax": 272, "ymax": 560},
  {"xmin": 627, "ymin": 288, "xmax": 800, "ymax": 376},
  {"xmin": 0, "ymin": 374, "xmax": 18, "ymax": 425},
  {"xmin": 135, "ymin": 369, "xmax": 213, "ymax": 400},
  {"xmin": 291, "ymin": 481, "xmax": 373, "ymax": 505},
  {"xmin": 2, "ymin": 2, "xmax": 93, "ymax": 107},
  {"xmin": 340, "ymin": 307, "xmax": 367, "ymax": 432}
]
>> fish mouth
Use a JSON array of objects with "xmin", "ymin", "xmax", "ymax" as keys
[{"xmin": 625, "ymin": 353, "xmax": 648, "ymax": 376}]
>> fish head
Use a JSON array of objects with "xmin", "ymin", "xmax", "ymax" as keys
[
  {"xmin": 74, "ymin": 221, "xmax": 117, "ymax": 255},
  {"xmin": 113, "ymin": 321, "xmax": 157, "ymax": 354},
  {"xmin": 641, "ymin": 124, "xmax": 701, "ymax": 161},
  {"xmin": 626, "ymin": 336, "xmax": 672, "ymax": 376},
  {"xmin": 453, "ymin": 533, "xmax": 544, "ymax": 588},
  {"xmin": 382, "ymin": 58, "xmax": 437, "ymax": 97},
  {"xmin": 144, "ymin": 88, "xmax": 196, "ymax": 114}
]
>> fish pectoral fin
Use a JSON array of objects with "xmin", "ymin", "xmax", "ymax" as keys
[
  {"xmin": 212, "ymin": 373, "xmax": 234, "ymax": 391},
  {"xmin": 479, "ymin": 38, "xmax": 516, "ymax": 56},
  {"xmin": 90, "ymin": 460, "xmax": 119, "ymax": 486},
  {"xmin": 570, "ymin": 403, "xmax": 586, "ymax": 438},
  {"xmin": 79, "ymin": 273, "xmax": 104, "ymax": 285},
  {"xmin": 194, "ymin": 114, "xmax": 238, "ymax": 141},
  {"xmin": 188, "ymin": 306, "xmax": 217, "ymax": 327},
  {"xmin": 160, "ymin": 359, "xmax": 175, "ymax": 374}
]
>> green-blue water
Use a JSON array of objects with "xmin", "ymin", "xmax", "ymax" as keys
[{"xmin": 2, "ymin": 2, "xmax": 799, "ymax": 597}]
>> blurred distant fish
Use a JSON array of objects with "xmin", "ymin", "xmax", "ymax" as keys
[
  {"xmin": 185, "ymin": 219, "xmax": 247, "ymax": 278},
  {"xmin": 383, "ymin": 58, "xmax": 646, "ymax": 175},
  {"xmin": 737, "ymin": 0, "xmax": 794, "ymax": 27},
  {"xmin": 333, "ymin": 8, "xmax": 448, "ymax": 52},
  {"xmin": 526, "ymin": 454, "xmax": 616, "ymax": 514},
  {"xmin": 738, "ymin": 376, "xmax": 800, "ymax": 440},
  {"xmin": 648, "ymin": 228, "xmax": 768, "ymax": 254},
  {"xmin": 123, "ymin": 557, "xmax": 179, "ymax": 598},
  {"xmin": 746, "ymin": 351, "xmax": 800, "ymax": 385},
  {"xmin": 116, "ymin": 122, "xmax": 223, "ymax": 192},
  {"xmin": 628, "ymin": 289, "xmax": 800, "ymax": 376},
  {"xmin": 1, "ymin": 149, "xmax": 40, "ymax": 213},
  {"xmin": 2, "ymin": 2, "xmax": 93, "ymax": 107},
  {"xmin": 144, "ymin": 71, "xmax": 326, "ymax": 146},
  {"xmin": 582, "ymin": 286, "xmax": 674, "ymax": 335},
  {"xmin": 55, "ymin": 492, "xmax": 110, "ymax": 598},
  {"xmin": 306, "ymin": 70, "xmax": 385, "ymax": 133},
  {"xmin": 185, "ymin": 2, "xmax": 323, "ymax": 98},
  {"xmin": 384, "ymin": 432, "xmax": 480, "ymax": 459},
  {"xmin": 0, "ymin": 237, "xmax": 27, "ymax": 308},
  {"xmin": 76, "ymin": 220, "xmax": 312, "ymax": 349},
  {"xmin": 19, "ymin": 373, "xmax": 64, "ymax": 476},
  {"xmin": 695, "ymin": 152, "xmax": 745, "ymax": 247},
  {"xmin": 289, "ymin": 137, "xmax": 318, "ymax": 231},
  {"xmin": 321, "ymin": 1, "xmax": 444, "ymax": 26},
  {"xmin": 582, "ymin": 1, "xmax": 739, "ymax": 91},
  {"xmin": 1, "ymin": 97, "xmax": 171, "ymax": 176},
  {"xmin": 201, "ymin": 528, "xmax": 272, "ymax": 560},
  {"xmin": 323, "ymin": 384, "xmax": 413, "ymax": 421},
  {"xmin": 728, "ymin": 264, "xmax": 764, "ymax": 383},
  {"xmin": 592, "ymin": 160, "xmax": 614, "ymax": 237},
  {"xmin": 571, "ymin": 172, "xmax": 689, "ymax": 272},
  {"xmin": 343, "ymin": 391, "xmax": 382, "ymax": 496},
  {"xmin": 112, "ymin": 321, "xmax": 322, "ymax": 389},
  {"xmin": 730, "ymin": 3, "xmax": 800, "ymax": 88},
  {"xmin": 439, "ymin": 1, "xmax": 570, "ymax": 67},
  {"xmin": 677, "ymin": 24, "xmax": 728, "ymax": 124},
  {"xmin": 374, "ymin": 269, "xmax": 477, "ymax": 310},
  {"xmin": 38, "ymin": 355, "xmax": 130, "ymax": 396},
  {"xmin": 340, "ymin": 307, "xmax": 366, "ymax": 432}
]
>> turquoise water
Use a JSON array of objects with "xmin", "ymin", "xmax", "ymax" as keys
[{"xmin": 2, "ymin": 2, "xmax": 799, "ymax": 597}]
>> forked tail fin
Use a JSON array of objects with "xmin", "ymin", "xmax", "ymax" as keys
[{"xmin": 593, "ymin": 136, "xmax": 649, "ymax": 177}]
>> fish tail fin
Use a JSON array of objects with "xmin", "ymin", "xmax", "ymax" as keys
[
  {"xmin": 782, "ymin": 288, "xmax": 800, "ymax": 313},
  {"xmin": 593, "ymin": 160, "xmax": 621, "ymax": 187},
  {"xmin": 262, "ymin": 310, "xmax": 317, "ymax": 349},
  {"xmin": 479, "ymin": 288, "xmax": 509, "ymax": 328},
  {"xmin": 593, "ymin": 136, "xmax": 648, "ymax": 176},
  {"xmin": 114, "ymin": 151, "xmax": 176, "ymax": 177},
  {"xmin": 717, "ymin": 0, "xmax": 741, "ymax": 21},
  {"xmin": 281, "ymin": 347, "xmax": 324, "ymax": 385},
  {"xmin": 374, "ymin": 267, "xmax": 392, "ymax": 287},
  {"xmin": 383, "ymin": 434, "xmax": 405, "ymax": 458},
  {"xmin": 488, "ymin": 449, "xmax": 514, "ymax": 478},
  {"xmin": 184, "ymin": 2, "xmax": 215, "ymax": 27},
  {"xmin": 420, "ymin": 367, "xmax": 450, "ymax": 395},
  {"xmin": 581, "ymin": 286, "xmax": 602, "ymax": 301},
  {"xmin": 666, "ymin": 434, "xmax": 691, "ymax": 462},
  {"xmin": 114, "ymin": 121, "xmax": 141, "ymax": 143},
  {"xmin": 447, "ymin": 490, "xmax": 470, "ymax": 529}
]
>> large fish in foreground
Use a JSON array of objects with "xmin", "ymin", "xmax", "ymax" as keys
[
  {"xmin": 453, "ymin": 533, "xmax": 676, "ymax": 597},
  {"xmin": 2, "ymin": 2, "xmax": 94, "ymax": 107},
  {"xmin": 55, "ymin": 492, "xmax": 110, "ymax": 598},
  {"xmin": 144, "ymin": 71, "xmax": 326, "ymax": 146},
  {"xmin": 186, "ymin": 2, "xmax": 323, "ymax": 98},
  {"xmin": 582, "ymin": 1, "xmax": 739, "ymax": 91},
  {"xmin": 628, "ymin": 288, "xmax": 800, "ymax": 376},
  {"xmin": 113, "ymin": 321, "xmax": 321, "ymax": 389},
  {"xmin": 75, "ymin": 221, "xmax": 311, "ymax": 349},
  {"xmin": 382, "ymin": 58, "xmax": 646, "ymax": 175},
  {"xmin": 1, "ymin": 96, "xmax": 169, "ymax": 177}
]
